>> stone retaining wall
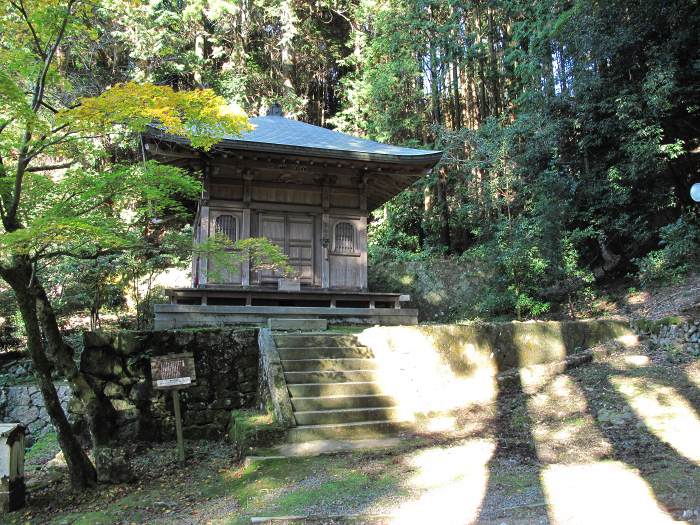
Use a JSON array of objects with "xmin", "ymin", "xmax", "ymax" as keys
[
  {"xmin": 0, "ymin": 319, "xmax": 644, "ymax": 444},
  {"xmin": 0, "ymin": 383, "xmax": 71, "ymax": 443},
  {"xmin": 80, "ymin": 327, "xmax": 259, "ymax": 442},
  {"xmin": 639, "ymin": 318, "xmax": 700, "ymax": 356},
  {"xmin": 356, "ymin": 319, "xmax": 637, "ymax": 418},
  {"xmin": 0, "ymin": 358, "xmax": 34, "ymax": 383}
]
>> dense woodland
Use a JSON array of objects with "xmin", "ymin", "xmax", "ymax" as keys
[
  {"xmin": 1, "ymin": 0, "xmax": 699, "ymax": 329},
  {"xmin": 0, "ymin": 0, "xmax": 699, "ymax": 488}
]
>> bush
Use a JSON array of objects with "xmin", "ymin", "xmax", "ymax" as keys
[
  {"xmin": 368, "ymin": 254, "xmax": 487, "ymax": 322},
  {"xmin": 635, "ymin": 216, "xmax": 700, "ymax": 286}
]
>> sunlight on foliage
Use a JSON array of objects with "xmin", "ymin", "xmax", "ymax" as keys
[
  {"xmin": 195, "ymin": 236, "xmax": 293, "ymax": 282},
  {"xmin": 60, "ymin": 82, "xmax": 251, "ymax": 150}
]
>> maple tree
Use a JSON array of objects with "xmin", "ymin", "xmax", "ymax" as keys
[{"xmin": 0, "ymin": 0, "xmax": 260, "ymax": 486}]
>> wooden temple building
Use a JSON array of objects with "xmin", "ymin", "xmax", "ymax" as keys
[{"xmin": 146, "ymin": 104, "xmax": 442, "ymax": 328}]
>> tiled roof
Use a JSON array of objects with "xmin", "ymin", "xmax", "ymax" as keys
[
  {"xmin": 221, "ymin": 115, "xmax": 441, "ymax": 163},
  {"xmin": 148, "ymin": 106, "xmax": 442, "ymax": 165}
]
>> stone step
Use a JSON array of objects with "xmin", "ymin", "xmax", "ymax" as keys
[
  {"xmin": 274, "ymin": 333, "xmax": 362, "ymax": 348},
  {"xmin": 276, "ymin": 346, "xmax": 374, "ymax": 360},
  {"xmin": 291, "ymin": 394, "xmax": 396, "ymax": 411},
  {"xmin": 281, "ymin": 358, "xmax": 378, "ymax": 372},
  {"xmin": 294, "ymin": 406, "xmax": 401, "ymax": 426},
  {"xmin": 285, "ymin": 369, "xmax": 377, "ymax": 384},
  {"xmin": 286, "ymin": 420, "xmax": 408, "ymax": 442},
  {"xmin": 268, "ymin": 318, "xmax": 328, "ymax": 331},
  {"xmin": 287, "ymin": 381, "xmax": 384, "ymax": 398}
]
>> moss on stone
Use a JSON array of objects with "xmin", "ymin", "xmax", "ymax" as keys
[
  {"xmin": 228, "ymin": 407, "xmax": 286, "ymax": 455},
  {"xmin": 415, "ymin": 319, "xmax": 633, "ymax": 374},
  {"xmin": 633, "ymin": 316, "xmax": 684, "ymax": 335}
]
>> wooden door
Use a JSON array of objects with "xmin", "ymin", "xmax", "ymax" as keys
[
  {"xmin": 207, "ymin": 210, "xmax": 242, "ymax": 285},
  {"xmin": 329, "ymin": 217, "xmax": 366, "ymax": 289},
  {"xmin": 259, "ymin": 213, "xmax": 314, "ymax": 285}
]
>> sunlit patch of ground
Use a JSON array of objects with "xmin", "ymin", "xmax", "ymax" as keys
[
  {"xmin": 543, "ymin": 462, "xmax": 680, "ymax": 524},
  {"xmin": 612, "ymin": 376, "xmax": 700, "ymax": 464},
  {"xmin": 381, "ymin": 440, "xmax": 494, "ymax": 525},
  {"xmin": 526, "ymin": 374, "xmax": 611, "ymax": 463}
]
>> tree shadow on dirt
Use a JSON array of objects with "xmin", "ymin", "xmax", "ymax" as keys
[
  {"xmin": 567, "ymin": 360, "xmax": 700, "ymax": 514},
  {"xmin": 476, "ymin": 370, "xmax": 547, "ymax": 522}
]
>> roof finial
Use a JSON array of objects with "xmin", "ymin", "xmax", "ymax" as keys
[{"xmin": 267, "ymin": 102, "xmax": 284, "ymax": 117}]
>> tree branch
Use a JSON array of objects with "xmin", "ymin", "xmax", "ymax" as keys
[
  {"xmin": 0, "ymin": 118, "xmax": 15, "ymax": 136},
  {"xmin": 6, "ymin": 0, "xmax": 77, "ymax": 230},
  {"xmin": 31, "ymin": 0, "xmax": 77, "ymax": 113},
  {"xmin": 9, "ymin": 0, "xmax": 47, "ymax": 59},
  {"xmin": 39, "ymin": 100, "xmax": 60, "ymax": 114},
  {"xmin": 37, "ymin": 246, "xmax": 137, "ymax": 261},
  {"xmin": 26, "ymin": 162, "xmax": 74, "ymax": 173}
]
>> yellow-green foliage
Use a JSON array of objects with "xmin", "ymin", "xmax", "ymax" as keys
[
  {"xmin": 60, "ymin": 82, "xmax": 251, "ymax": 150},
  {"xmin": 197, "ymin": 236, "xmax": 293, "ymax": 280}
]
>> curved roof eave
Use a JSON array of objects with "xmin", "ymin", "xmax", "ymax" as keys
[
  {"xmin": 145, "ymin": 122, "xmax": 443, "ymax": 167},
  {"xmin": 214, "ymin": 136, "xmax": 443, "ymax": 165}
]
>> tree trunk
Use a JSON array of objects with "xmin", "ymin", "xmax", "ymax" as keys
[
  {"xmin": 437, "ymin": 168, "xmax": 452, "ymax": 250},
  {"xmin": 1, "ymin": 259, "xmax": 97, "ymax": 488},
  {"xmin": 33, "ymin": 282, "xmax": 119, "ymax": 447}
]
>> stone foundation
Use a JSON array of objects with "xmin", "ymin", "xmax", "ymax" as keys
[{"xmin": 79, "ymin": 327, "xmax": 259, "ymax": 442}]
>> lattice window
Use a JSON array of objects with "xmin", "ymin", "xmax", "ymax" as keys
[
  {"xmin": 334, "ymin": 222, "xmax": 355, "ymax": 254},
  {"xmin": 214, "ymin": 214, "xmax": 237, "ymax": 243}
]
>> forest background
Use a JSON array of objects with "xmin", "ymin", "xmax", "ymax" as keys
[{"xmin": 2, "ymin": 0, "xmax": 699, "ymax": 345}]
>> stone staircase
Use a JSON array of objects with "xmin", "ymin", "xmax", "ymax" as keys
[{"xmin": 274, "ymin": 332, "xmax": 406, "ymax": 442}]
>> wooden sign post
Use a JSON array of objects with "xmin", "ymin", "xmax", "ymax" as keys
[{"xmin": 150, "ymin": 353, "xmax": 196, "ymax": 463}]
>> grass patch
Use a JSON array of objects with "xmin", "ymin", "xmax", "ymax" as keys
[
  {"xmin": 221, "ymin": 456, "xmax": 399, "ymax": 525},
  {"xmin": 510, "ymin": 405, "xmax": 529, "ymax": 429},
  {"xmin": 228, "ymin": 408, "xmax": 286, "ymax": 453},
  {"xmin": 490, "ymin": 466, "xmax": 539, "ymax": 493},
  {"xmin": 562, "ymin": 415, "xmax": 587, "ymax": 427},
  {"xmin": 633, "ymin": 316, "xmax": 684, "ymax": 335},
  {"xmin": 25, "ymin": 432, "xmax": 59, "ymax": 471},
  {"xmin": 273, "ymin": 471, "xmax": 396, "ymax": 514}
]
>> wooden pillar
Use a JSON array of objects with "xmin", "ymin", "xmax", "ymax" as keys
[
  {"xmin": 197, "ymin": 163, "xmax": 211, "ymax": 288},
  {"xmin": 321, "ymin": 179, "xmax": 330, "ymax": 289},
  {"xmin": 197, "ymin": 204, "xmax": 210, "ymax": 287},
  {"xmin": 359, "ymin": 216, "xmax": 368, "ymax": 290},
  {"xmin": 359, "ymin": 174, "xmax": 369, "ymax": 291},
  {"xmin": 191, "ymin": 204, "xmax": 201, "ymax": 287},
  {"xmin": 241, "ymin": 171, "xmax": 253, "ymax": 287}
]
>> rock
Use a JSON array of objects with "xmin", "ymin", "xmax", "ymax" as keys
[
  {"xmin": 94, "ymin": 446, "xmax": 135, "ymax": 484},
  {"xmin": 27, "ymin": 419, "xmax": 46, "ymax": 435},
  {"xmin": 8, "ymin": 404, "xmax": 39, "ymax": 423},
  {"xmin": 128, "ymin": 380, "xmax": 151, "ymax": 403},
  {"xmin": 103, "ymin": 382, "xmax": 123, "ymax": 398},
  {"xmin": 111, "ymin": 399, "xmax": 136, "ymax": 411},
  {"xmin": 81, "ymin": 347, "xmax": 123, "ymax": 377},
  {"xmin": 597, "ymin": 407, "xmax": 631, "ymax": 426},
  {"xmin": 47, "ymin": 451, "xmax": 67, "ymax": 471}
]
